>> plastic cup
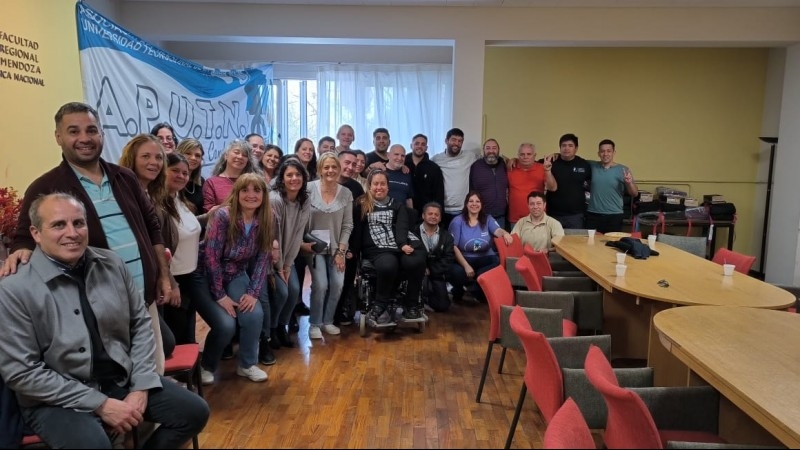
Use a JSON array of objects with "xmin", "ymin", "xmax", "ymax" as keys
[
  {"xmin": 587, "ymin": 229, "xmax": 596, "ymax": 239},
  {"xmin": 647, "ymin": 235, "xmax": 657, "ymax": 250},
  {"xmin": 616, "ymin": 252, "xmax": 626, "ymax": 264},
  {"xmin": 615, "ymin": 264, "xmax": 627, "ymax": 277},
  {"xmin": 723, "ymin": 264, "xmax": 735, "ymax": 276}
]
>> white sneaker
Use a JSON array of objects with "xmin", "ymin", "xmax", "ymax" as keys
[
  {"xmin": 200, "ymin": 368, "xmax": 215, "ymax": 386},
  {"xmin": 322, "ymin": 324, "xmax": 341, "ymax": 335},
  {"xmin": 309, "ymin": 326, "xmax": 323, "ymax": 339},
  {"xmin": 236, "ymin": 365, "xmax": 268, "ymax": 382}
]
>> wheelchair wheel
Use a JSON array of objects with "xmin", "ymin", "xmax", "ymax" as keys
[{"xmin": 359, "ymin": 313, "xmax": 367, "ymax": 337}]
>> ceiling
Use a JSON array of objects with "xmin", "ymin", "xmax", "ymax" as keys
[{"xmin": 126, "ymin": 0, "xmax": 800, "ymax": 6}]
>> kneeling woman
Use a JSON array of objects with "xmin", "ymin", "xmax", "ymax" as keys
[
  {"xmin": 353, "ymin": 171, "xmax": 426, "ymax": 325},
  {"xmin": 198, "ymin": 173, "xmax": 274, "ymax": 383}
]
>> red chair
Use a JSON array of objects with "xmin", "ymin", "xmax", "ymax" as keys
[
  {"xmin": 505, "ymin": 306, "xmax": 651, "ymax": 448},
  {"xmin": 514, "ymin": 257, "xmax": 578, "ymax": 337},
  {"xmin": 543, "ymin": 398, "xmax": 596, "ymax": 449},
  {"xmin": 475, "ymin": 266, "xmax": 571, "ymax": 403},
  {"xmin": 495, "ymin": 234, "xmax": 523, "ymax": 269},
  {"xmin": 711, "ymin": 248, "xmax": 756, "ymax": 275},
  {"xmin": 584, "ymin": 345, "xmax": 726, "ymax": 449},
  {"xmin": 163, "ymin": 343, "xmax": 203, "ymax": 450}
]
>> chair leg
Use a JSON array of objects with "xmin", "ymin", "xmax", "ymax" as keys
[
  {"xmin": 475, "ymin": 342, "xmax": 494, "ymax": 403},
  {"xmin": 504, "ymin": 384, "xmax": 527, "ymax": 450},
  {"xmin": 497, "ymin": 347, "xmax": 508, "ymax": 374}
]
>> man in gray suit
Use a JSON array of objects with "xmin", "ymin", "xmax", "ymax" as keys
[{"xmin": 0, "ymin": 193, "xmax": 208, "ymax": 448}]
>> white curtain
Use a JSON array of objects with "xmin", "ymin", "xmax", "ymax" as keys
[{"xmin": 317, "ymin": 64, "xmax": 453, "ymax": 154}]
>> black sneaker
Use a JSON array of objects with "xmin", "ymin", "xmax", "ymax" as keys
[
  {"xmin": 366, "ymin": 304, "xmax": 388, "ymax": 327},
  {"xmin": 334, "ymin": 311, "xmax": 354, "ymax": 326},
  {"xmin": 259, "ymin": 337, "xmax": 277, "ymax": 366},
  {"xmin": 402, "ymin": 307, "xmax": 423, "ymax": 320}
]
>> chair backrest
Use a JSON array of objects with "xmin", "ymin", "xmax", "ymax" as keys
[
  {"xmin": 711, "ymin": 248, "xmax": 755, "ymax": 275},
  {"xmin": 584, "ymin": 345, "xmax": 663, "ymax": 449},
  {"xmin": 543, "ymin": 398, "xmax": 596, "ymax": 449},
  {"xmin": 523, "ymin": 245, "xmax": 555, "ymax": 279},
  {"xmin": 515, "ymin": 255, "xmax": 543, "ymax": 291},
  {"xmin": 656, "ymin": 233, "xmax": 708, "ymax": 259},
  {"xmin": 509, "ymin": 306, "xmax": 565, "ymax": 424},
  {"xmin": 495, "ymin": 234, "xmax": 524, "ymax": 268},
  {"xmin": 478, "ymin": 266, "xmax": 516, "ymax": 341}
]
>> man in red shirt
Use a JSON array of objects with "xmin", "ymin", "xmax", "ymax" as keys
[{"xmin": 507, "ymin": 143, "xmax": 557, "ymax": 228}]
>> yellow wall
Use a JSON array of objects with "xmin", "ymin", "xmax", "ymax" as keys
[
  {"xmin": 483, "ymin": 47, "xmax": 768, "ymax": 255},
  {"xmin": 1, "ymin": 0, "xmax": 83, "ymax": 191}
]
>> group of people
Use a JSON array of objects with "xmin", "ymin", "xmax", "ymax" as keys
[{"xmin": 0, "ymin": 101, "xmax": 638, "ymax": 448}]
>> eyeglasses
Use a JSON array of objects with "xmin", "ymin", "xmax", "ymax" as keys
[{"xmin": 657, "ymin": 279, "xmax": 670, "ymax": 288}]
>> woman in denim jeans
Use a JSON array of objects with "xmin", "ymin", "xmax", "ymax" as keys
[
  {"xmin": 305, "ymin": 153, "xmax": 353, "ymax": 339},
  {"xmin": 197, "ymin": 173, "xmax": 274, "ymax": 384}
]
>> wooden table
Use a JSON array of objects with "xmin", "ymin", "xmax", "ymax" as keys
[
  {"xmin": 654, "ymin": 306, "xmax": 800, "ymax": 447},
  {"xmin": 552, "ymin": 235, "xmax": 794, "ymax": 385}
]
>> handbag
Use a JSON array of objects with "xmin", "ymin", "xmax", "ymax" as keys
[{"xmin": 303, "ymin": 232, "xmax": 328, "ymax": 254}]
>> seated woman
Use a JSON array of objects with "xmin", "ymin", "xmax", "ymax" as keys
[
  {"xmin": 448, "ymin": 191, "xmax": 514, "ymax": 303},
  {"xmin": 197, "ymin": 173, "xmax": 273, "ymax": 384},
  {"xmin": 353, "ymin": 171, "xmax": 427, "ymax": 325}
]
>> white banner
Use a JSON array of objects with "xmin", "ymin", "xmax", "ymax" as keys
[{"xmin": 76, "ymin": 2, "xmax": 272, "ymax": 175}]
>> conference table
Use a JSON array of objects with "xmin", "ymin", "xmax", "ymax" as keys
[
  {"xmin": 551, "ymin": 235, "xmax": 794, "ymax": 386},
  {"xmin": 654, "ymin": 306, "xmax": 800, "ymax": 447}
]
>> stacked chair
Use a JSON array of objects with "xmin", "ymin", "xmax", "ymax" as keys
[
  {"xmin": 514, "ymin": 251, "xmax": 604, "ymax": 335},
  {"xmin": 543, "ymin": 398, "xmax": 596, "ymax": 449},
  {"xmin": 474, "ymin": 266, "xmax": 578, "ymax": 404},
  {"xmin": 585, "ymin": 344, "xmax": 727, "ymax": 448},
  {"xmin": 505, "ymin": 305, "xmax": 653, "ymax": 449}
]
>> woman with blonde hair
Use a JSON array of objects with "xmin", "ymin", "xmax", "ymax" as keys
[
  {"xmin": 118, "ymin": 133, "xmax": 179, "ymax": 372},
  {"xmin": 199, "ymin": 173, "xmax": 275, "ymax": 383},
  {"xmin": 305, "ymin": 152, "xmax": 353, "ymax": 339}
]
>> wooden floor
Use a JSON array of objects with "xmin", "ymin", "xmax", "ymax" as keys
[{"xmin": 193, "ymin": 283, "xmax": 549, "ymax": 449}]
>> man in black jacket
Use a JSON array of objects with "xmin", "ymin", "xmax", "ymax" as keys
[{"xmin": 414, "ymin": 202, "xmax": 456, "ymax": 312}]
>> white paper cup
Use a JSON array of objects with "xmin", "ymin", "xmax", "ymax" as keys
[
  {"xmin": 588, "ymin": 229, "xmax": 596, "ymax": 239},
  {"xmin": 723, "ymin": 264, "xmax": 735, "ymax": 276},
  {"xmin": 647, "ymin": 235, "xmax": 657, "ymax": 250},
  {"xmin": 616, "ymin": 252, "xmax": 626, "ymax": 264},
  {"xmin": 615, "ymin": 264, "xmax": 627, "ymax": 277}
]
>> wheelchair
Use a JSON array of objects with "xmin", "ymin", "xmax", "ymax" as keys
[{"xmin": 355, "ymin": 257, "xmax": 428, "ymax": 337}]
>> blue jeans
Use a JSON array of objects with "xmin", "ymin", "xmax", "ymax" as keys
[
  {"xmin": 194, "ymin": 273, "xmax": 264, "ymax": 371},
  {"xmin": 448, "ymin": 254, "xmax": 500, "ymax": 300},
  {"xmin": 269, "ymin": 264, "xmax": 300, "ymax": 329},
  {"xmin": 21, "ymin": 376, "xmax": 209, "ymax": 448},
  {"xmin": 308, "ymin": 254, "xmax": 345, "ymax": 326}
]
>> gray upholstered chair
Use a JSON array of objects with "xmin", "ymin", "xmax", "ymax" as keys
[
  {"xmin": 657, "ymin": 233, "xmax": 708, "ymax": 259},
  {"xmin": 504, "ymin": 306, "xmax": 653, "ymax": 449}
]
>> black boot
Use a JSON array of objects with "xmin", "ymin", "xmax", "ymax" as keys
[
  {"xmin": 277, "ymin": 325, "xmax": 295, "ymax": 348},
  {"xmin": 258, "ymin": 335, "xmax": 276, "ymax": 366},
  {"xmin": 269, "ymin": 328, "xmax": 282, "ymax": 349}
]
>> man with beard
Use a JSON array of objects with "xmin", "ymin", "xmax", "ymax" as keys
[
  {"xmin": 1, "ymin": 102, "xmax": 174, "ymax": 374},
  {"xmin": 469, "ymin": 139, "xmax": 509, "ymax": 229},
  {"xmin": 431, "ymin": 128, "xmax": 480, "ymax": 228},
  {"xmin": 404, "ymin": 134, "xmax": 444, "ymax": 225},
  {"xmin": 365, "ymin": 127, "xmax": 391, "ymax": 171}
]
